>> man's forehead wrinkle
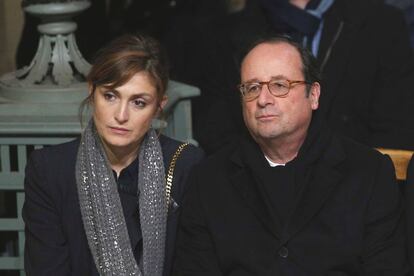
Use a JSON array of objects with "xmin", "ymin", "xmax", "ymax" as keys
[{"xmin": 243, "ymin": 75, "xmax": 290, "ymax": 83}]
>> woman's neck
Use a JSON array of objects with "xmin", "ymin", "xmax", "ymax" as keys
[{"xmin": 103, "ymin": 144, "xmax": 140, "ymax": 177}]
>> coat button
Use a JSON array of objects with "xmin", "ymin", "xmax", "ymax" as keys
[{"xmin": 278, "ymin": 246, "xmax": 289, "ymax": 258}]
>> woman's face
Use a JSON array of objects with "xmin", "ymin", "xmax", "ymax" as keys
[{"xmin": 92, "ymin": 71, "xmax": 167, "ymax": 156}]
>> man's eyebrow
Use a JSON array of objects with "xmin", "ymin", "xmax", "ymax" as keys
[
  {"xmin": 242, "ymin": 78, "xmax": 261, "ymax": 83},
  {"xmin": 243, "ymin": 75, "xmax": 288, "ymax": 83},
  {"xmin": 270, "ymin": 75, "xmax": 289, "ymax": 80}
]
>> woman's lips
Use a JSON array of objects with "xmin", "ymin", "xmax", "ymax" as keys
[{"xmin": 109, "ymin": 126, "xmax": 130, "ymax": 135}]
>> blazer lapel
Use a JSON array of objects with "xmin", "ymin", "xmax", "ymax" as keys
[
  {"xmin": 229, "ymin": 147, "xmax": 283, "ymax": 240},
  {"xmin": 283, "ymin": 136, "xmax": 346, "ymax": 243}
]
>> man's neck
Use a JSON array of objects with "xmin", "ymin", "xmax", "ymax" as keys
[
  {"xmin": 256, "ymin": 131, "xmax": 308, "ymax": 164},
  {"xmin": 289, "ymin": 0, "xmax": 310, "ymax": 9}
]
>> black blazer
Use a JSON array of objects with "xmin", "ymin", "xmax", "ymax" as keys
[
  {"xmin": 23, "ymin": 135, "xmax": 204, "ymax": 276},
  {"xmin": 174, "ymin": 127, "xmax": 408, "ymax": 275}
]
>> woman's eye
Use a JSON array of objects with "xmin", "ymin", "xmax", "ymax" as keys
[
  {"xmin": 133, "ymin": 99, "xmax": 146, "ymax": 108},
  {"xmin": 103, "ymin": 92, "xmax": 116, "ymax": 101}
]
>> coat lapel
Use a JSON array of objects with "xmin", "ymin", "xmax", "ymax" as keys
[
  {"xmin": 229, "ymin": 146, "xmax": 283, "ymax": 240},
  {"xmin": 283, "ymin": 136, "xmax": 346, "ymax": 243},
  {"xmin": 228, "ymin": 119, "xmax": 346, "ymax": 243}
]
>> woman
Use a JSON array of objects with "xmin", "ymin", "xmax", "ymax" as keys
[{"xmin": 22, "ymin": 34, "xmax": 204, "ymax": 276}]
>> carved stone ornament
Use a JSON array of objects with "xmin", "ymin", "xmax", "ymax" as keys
[{"xmin": 0, "ymin": 0, "xmax": 91, "ymax": 103}]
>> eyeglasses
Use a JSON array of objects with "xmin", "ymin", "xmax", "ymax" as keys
[{"xmin": 238, "ymin": 78, "xmax": 310, "ymax": 101}]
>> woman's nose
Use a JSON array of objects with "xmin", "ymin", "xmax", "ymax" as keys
[{"xmin": 115, "ymin": 102, "xmax": 129, "ymax": 123}]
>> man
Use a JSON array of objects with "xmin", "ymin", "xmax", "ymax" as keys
[
  {"xmin": 173, "ymin": 36, "xmax": 408, "ymax": 275},
  {"xmin": 190, "ymin": 0, "xmax": 414, "ymax": 153}
]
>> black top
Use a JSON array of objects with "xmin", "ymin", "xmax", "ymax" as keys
[
  {"xmin": 115, "ymin": 157, "xmax": 139, "ymax": 195},
  {"xmin": 113, "ymin": 157, "xmax": 142, "ymax": 266}
]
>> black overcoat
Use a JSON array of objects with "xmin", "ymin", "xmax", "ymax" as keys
[{"xmin": 174, "ymin": 120, "xmax": 408, "ymax": 275}]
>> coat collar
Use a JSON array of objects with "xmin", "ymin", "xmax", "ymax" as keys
[
  {"xmin": 283, "ymin": 134, "xmax": 345, "ymax": 243},
  {"xmin": 229, "ymin": 114, "xmax": 346, "ymax": 242},
  {"xmin": 229, "ymin": 140, "xmax": 283, "ymax": 239}
]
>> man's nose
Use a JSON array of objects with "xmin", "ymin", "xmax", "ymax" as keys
[{"xmin": 257, "ymin": 84, "xmax": 275, "ymax": 106}]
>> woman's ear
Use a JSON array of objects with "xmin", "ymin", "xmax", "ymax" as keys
[
  {"xmin": 88, "ymin": 83, "xmax": 95, "ymax": 97},
  {"xmin": 88, "ymin": 83, "xmax": 94, "ymax": 96},
  {"xmin": 87, "ymin": 83, "xmax": 95, "ymax": 106},
  {"xmin": 157, "ymin": 95, "xmax": 168, "ymax": 116}
]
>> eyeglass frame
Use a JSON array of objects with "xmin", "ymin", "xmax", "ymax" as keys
[{"xmin": 238, "ymin": 78, "xmax": 311, "ymax": 101}]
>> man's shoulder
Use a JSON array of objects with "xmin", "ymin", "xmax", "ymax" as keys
[
  {"xmin": 332, "ymin": 133, "xmax": 391, "ymax": 171},
  {"xmin": 192, "ymin": 141, "xmax": 242, "ymax": 175},
  {"xmin": 339, "ymin": 0, "xmax": 401, "ymax": 17},
  {"xmin": 333, "ymin": 0, "xmax": 405, "ymax": 31},
  {"xmin": 338, "ymin": 134, "xmax": 383, "ymax": 158}
]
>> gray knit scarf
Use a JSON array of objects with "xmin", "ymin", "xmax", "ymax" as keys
[{"xmin": 75, "ymin": 120, "xmax": 167, "ymax": 276}]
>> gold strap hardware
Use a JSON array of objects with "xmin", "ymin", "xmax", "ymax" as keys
[{"xmin": 166, "ymin": 142, "xmax": 189, "ymax": 206}]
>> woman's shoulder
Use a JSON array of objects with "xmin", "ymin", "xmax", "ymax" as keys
[
  {"xmin": 159, "ymin": 135, "xmax": 204, "ymax": 157},
  {"xmin": 159, "ymin": 136, "xmax": 205, "ymax": 203},
  {"xmin": 159, "ymin": 135, "xmax": 205, "ymax": 165},
  {"xmin": 25, "ymin": 138, "xmax": 80, "ymax": 196},
  {"xmin": 28, "ymin": 138, "xmax": 80, "ymax": 166}
]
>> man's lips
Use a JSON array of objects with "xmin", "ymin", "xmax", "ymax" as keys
[{"xmin": 256, "ymin": 114, "xmax": 278, "ymax": 121}]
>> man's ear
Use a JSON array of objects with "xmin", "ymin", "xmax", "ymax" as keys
[{"xmin": 309, "ymin": 82, "xmax": 320, "ymax": 110}]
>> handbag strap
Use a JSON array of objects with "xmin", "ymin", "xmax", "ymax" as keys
[{"xmin": 166, "ymin": 142, "xmax": 189, "ymax": 206}]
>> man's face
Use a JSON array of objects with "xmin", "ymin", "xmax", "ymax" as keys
[{"xmin": 240, "ymin": 42, "xmax": 320, "ymax": 146}]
